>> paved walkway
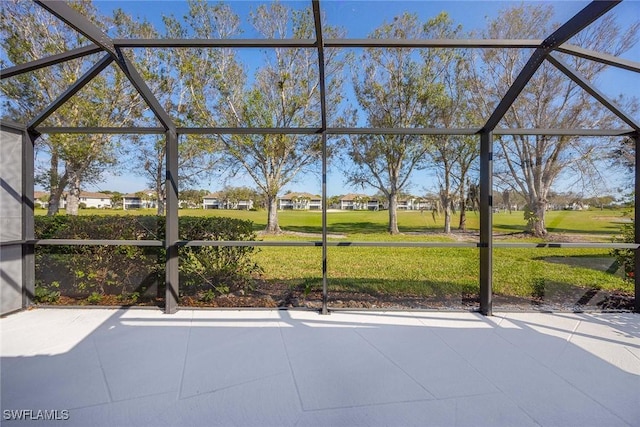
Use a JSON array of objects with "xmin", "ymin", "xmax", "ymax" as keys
[{"xmin": 1, "ymin": 308, "xmax": 639, "ymax": 426}]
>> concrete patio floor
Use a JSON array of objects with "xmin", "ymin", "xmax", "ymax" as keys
[{"xmin": 1, "ymin": 308, "xmax": 638, "ymax": 427}]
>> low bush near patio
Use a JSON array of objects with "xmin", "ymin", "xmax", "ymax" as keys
[
  {"xmin": 611, "ymin": 214, "xmax": 635, "ymax": 282},
  {"xmin": 35, "ymin": 216, "xmax": 162, "ymax": 303},
  {"xmin": 34, "ymin": 216, "xmax": 259, "ymax": 304},
  {"xmin": 178, "ymin": 217, "xmax": 262, "ymax": 299}
]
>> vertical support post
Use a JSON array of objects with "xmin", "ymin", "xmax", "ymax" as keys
[
  {"xmin": 321, "ymin": 132, "xmax": 329, "ymax": 315},
  {"xmin": 479, "ymin": 131, "xmax": 493, "ymax": 316},
  {"xmin": 165, "ymin": 129, "xmax": 179, "ymax": 314},
  {"xmin": 23, "ymin": 130, "xmax": 37, "ymax": 307},
  {"xmin": 634, "ymin": 133, "xmax": 639, "ymax": 313},
  {"xmin": 312, "ymin": 0, "xmax": 329, "ymax": 314}
]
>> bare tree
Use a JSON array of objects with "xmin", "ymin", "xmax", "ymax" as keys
[
  {"xmin": 212, "ymin": 3, "xmax": 344, "ymax": 233},
  {"xmin": 427, "ymin": 44, "xmax": 479, "ymax": 233},
  {"xmin": 610, "ymin": 136, "xmax": 635, "ymax": 173},
  {"xmin": 114, "ymin": 1, "xmax": 227, "ymax": 215},
  {"xmin": 158, "ymin": 1, "xmax": 343, "ymax": 232},
  {"xmin": 502, "ymin": 189, "xmax": 512, "ymax": 213},
  {"xmin": 1, "ymin": 1, "xmax": 147, "ymax": 215},
  {"xmin": 469, "ymin": 4, "xmax": 639, "ymax": 237},
  {"xmin": 345, "ymin": 13, "xmax": 454, "ymax": 234}
]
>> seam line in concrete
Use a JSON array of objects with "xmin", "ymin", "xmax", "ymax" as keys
[{"xmin": 177, "ymin": 309, "xmax": 194, "ymax": 400}]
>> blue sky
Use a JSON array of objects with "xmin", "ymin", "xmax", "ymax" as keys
[{"xmin": 71, "ymin": 1, "xmax": 640, "ymax": 197}]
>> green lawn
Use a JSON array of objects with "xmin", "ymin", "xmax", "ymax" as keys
[
  {"xmin": 35, "ymin": 207, "xmax": 633, "ymax": 305},
  {"xmin": 253, "ymin": 236, "xmax": 631, "ymax": 301},
  {"xmin": 38, "ymin": 207, "xmax": 629, "ymax": 237},
  {"xmin": 200, "ymin": 207, "xmax": 626, "ymax": 237}
]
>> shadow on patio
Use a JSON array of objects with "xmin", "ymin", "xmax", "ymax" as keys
[{"xmin": 1, "ymin": 308, "xmax": 639, "ymax": 426}]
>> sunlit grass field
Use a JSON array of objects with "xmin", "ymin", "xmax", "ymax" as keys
[
  {"xmin": 36, "ymin": 206, "xmax": 630, "ymax": 237},
  {"xmin": 35, "ymin": 207, "xmax": 633, "ymax": 301}
]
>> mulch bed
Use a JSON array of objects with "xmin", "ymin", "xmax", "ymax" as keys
[{"xmin": 39, "ymin": 280, "xmax": 635, "ymax": 312}]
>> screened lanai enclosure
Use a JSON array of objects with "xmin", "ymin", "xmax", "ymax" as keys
[{"xmin": 1, "ymin": 0, "xmax": 638, "ymax": 315}]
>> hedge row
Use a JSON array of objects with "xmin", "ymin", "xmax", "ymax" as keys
[{"xmin": 34, "ymin": 216, "xmax": 260, "ymax": 304}]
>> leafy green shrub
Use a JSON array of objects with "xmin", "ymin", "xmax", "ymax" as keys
[
  {"xmin": 35, "ymin": 215, "xmax": 162, "ymax": 299},
  {"xmin": 611, "ymin": 214, "xmax": 635, "ymax": 282},
  {"xmin": 34, "ymin": 215, "xmax": 261, "ymax": 303},
  {"xmin": 35, "ymin": 215, "xmax": 160, "ymax": 240},
  {"xmin": 199, "ymin": 288, "xmax": 219, "ymax": 303},
  {"xmin": 34, "ymin": 281, "xmax": 60, "ymax": 303},
  {"xmin": 86, "ymin": 292, "xmax": 102, "ymax": 305},
  {"xmin": 119, "ymin": 291, "xmax": 140, "ymax": 304},
  {"xmin": 177, "ymin": 217, "xmax": 262, "ymax": 297}
]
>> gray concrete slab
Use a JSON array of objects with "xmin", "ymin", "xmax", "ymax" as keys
[{"xmin": 1, "ymin": 308, "xmax": 638, "ymax": 426}]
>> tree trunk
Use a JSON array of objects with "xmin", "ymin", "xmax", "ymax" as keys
[
  {"xmin": 440, "ymin": 191, "xmax": 452, "ymax": 234},
  {"xmin": 265, "ymin": 195, "xmax": 281, "ymax": 234},
  {"xmin": 388, "ymin": 193, "xmax": 399, "ymax": 234},
  {"xmin": 458, "ymin": 186, "xmax": 467, "ymax": 231},
  {"xmin": 526, "ymin": 199, "xmax": 548, "ymax": 237},
  {"xmin": 156, "ymin": 187, "xmax": 165, "ymax": 216},
  {"xmin": 47, "ymin": 189, "xmax": 62, "ymax": 216},
  {"xmin": 65, "ymin": 172, "xmax": 81, "ymax": 216},
  {"xmin": 47, "ymin": 151, "xmax": 62, "ymax": 216},
  {"xmin": 156, "ymin": 160, "xmax": 165, "ymax": 215},
  {"xmin": 443, "ymin": 206, "xmax": 451, "ymax": 233}
]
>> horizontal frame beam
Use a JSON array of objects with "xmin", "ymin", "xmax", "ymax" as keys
[
  {"xmin": 329, "ymin": 128, "xmax": 479, "ymax": 135},
  {"xmin": 0, "ymin": 240, "xmax": 24, "ymax": 247},
  {"xmin": 29, "ymin": 239, "xmax": 636, "ymax": 250},
  {"xmin": 492, "ymin": 128, "xmax": 634, "ymax": 136},
  {"xmin": 115, "ymin": 39, "xmax": 316, "ymax": 48},
  {"xmin": 35, "ymin": 127, "xmax": 166, "ymax": 134},
  {"xmin": 180, "ymin": 241, "xmax": 479, "ymax": 248},
  {"xmin": 32, "ymin": 127, "xmax": 635, "ymax": 137},
  {"xmin": 112, "ymin": 39, "xmax": 637, "ymax": 58},
  {"xmin": 32, "ymin": 239, "xmax": 163, "ymax": 247},
  {"xmin": 326, "ymin": 39, "xmax": 543, "ymax": 48},
  {"xmin": 494, "ymin": 242, "xmax": 639, "ymax": 249},
  {"xmin": 0, "ymin": 120, "xmax": 26, "ymax": 131},
  {"xmin": 113, "ymin": 38, "xmax": 545, "ymax": 49},
  {"xmin": 178, "ymin": 127, "xmax": 323, "ymax": 135}
]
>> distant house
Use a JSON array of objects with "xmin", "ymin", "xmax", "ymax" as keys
[
  {"xmin": 413, "ymin": 198, "xmax": 433, "ymax": 211},
  {"xmin": 339, "ymin": 194, "xmax": 382, "ymax": 211},
  {"xmin": 397, "ymin": 196, "xmax": 420, "ymax": 210},
  {"xmin": 565, "ymin": 202, "xmax": 590, "ymax": 211},
  {"xmin": 122, "ymin": 190, "xmax": 157, "ymax": 210},
  {"xmin": 278, "ymin": 192, "xmax": 322, "ymax": 210},
  {"xmin": 34, "ymin": 191, "xmax": 49, "ymax": 208},
  {"xmin": 78, "ymin": 191, "xmax": 112, "ymax": 208},
  {"xmin": 58, "ymin": 191, "xmax": 112, "ymax": 209},
  {"xmin": 178, "ymin": 199, "xmax": 199, "ymax": 209},
  {"xmin": 202, "ymin": 192, "xmax": 223, "ymax": 209},
  {"xmin": 397, "ymin": 198, "xmax": 410, "ymax": 210},
  {"xmin": 235, "ymin": 199, "xmax": 254, "ymax": 210},
  {"xmin": 202, "ymin": 192, "xmax": 254, "ymax": 210},
  {"xmin": 339, "ymin": 193, "xmax": 364, "ymax": 210}
]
